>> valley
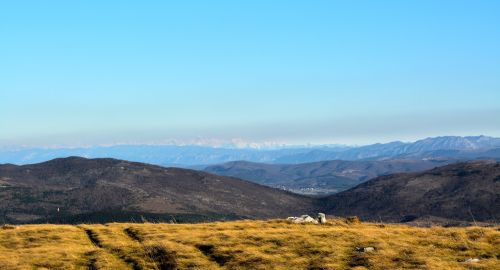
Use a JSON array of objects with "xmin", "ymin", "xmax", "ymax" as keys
[
  {"xmin": 204, "ymin": 159, "xmax": 451, "ymax": 195},
  {"xmin": 0, "ymin": 157, "xmax": 498, "ymax": 225}
]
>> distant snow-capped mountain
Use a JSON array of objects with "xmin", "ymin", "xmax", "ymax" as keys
[
  {"xmin": 274, "ymin": 136, "xmax": 500, "ymax": 163},
  {"xmin": 0, "ymin": 136, "xmax": 499, "ymax": 166}
]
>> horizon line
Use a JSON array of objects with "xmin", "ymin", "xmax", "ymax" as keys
[{"xmin": 0, "ymin": 134, "xmax": 495, "ymax": 151}]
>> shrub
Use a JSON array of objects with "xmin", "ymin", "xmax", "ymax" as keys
[
  {"xmin": 1, "ymin": 224, "xmax": 16, "ymax": 230},
  {"xmin": 345, "ymin": 216, "xmax": 360, "ymax": 224}
]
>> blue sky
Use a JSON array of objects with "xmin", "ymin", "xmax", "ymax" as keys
[{"xmin": 1, "ymin": 1, "xmax": 499, "ymax": 147}]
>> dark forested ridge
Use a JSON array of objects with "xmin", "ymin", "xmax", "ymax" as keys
[
  {"xmin": 319, "ymin": 160, "xmax": 500, "ymax": 223},
  {"xmin": 0, "ymin": 157, "xmax": 314, "ymax": 223}
]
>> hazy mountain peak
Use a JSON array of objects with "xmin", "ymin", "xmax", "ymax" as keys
[
  {"xmin": 1, "ymin": 135, "xmax": 499, "ymax": 166},
  {"xmin": 412, "ymin": 135, "xmax": 500, "ymax": 151}
]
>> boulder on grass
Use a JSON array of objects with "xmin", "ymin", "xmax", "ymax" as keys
[
  {"xmin": 317, "ymin": 213, "xmax": 327, "ymax": 224},
  {"xmin": 287, "ymin": 215, "xmax": 318, "ymax": 224}
]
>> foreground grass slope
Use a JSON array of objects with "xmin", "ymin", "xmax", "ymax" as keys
[{"xmin": 0, "ymin": 220, "xmax": 498, "ymax": 270}]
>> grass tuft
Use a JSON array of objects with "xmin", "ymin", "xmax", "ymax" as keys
[
  {"xmin": 0, "ymin": 224, "xmax": 16, "ymax": 230},
  {"xmin": 144, "ymin": 244, "xmax": 177, "ymax": 270},
  {"xmin": 195, "ymin": 243, "xmax": 233, "ymax": 266}
]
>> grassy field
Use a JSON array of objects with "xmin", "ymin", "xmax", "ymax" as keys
[{"xmin": 0, "ymin": 219, "xmax": 498, "ymax": 270}]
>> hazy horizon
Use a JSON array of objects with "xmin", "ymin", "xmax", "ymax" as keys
[
  {"xmin": 1, "ymin": 134, "xmax": 498, "ymax": 151},
  {"xmin": 2, "ymin": 1, "xmax": 499, "ymax": 147}
]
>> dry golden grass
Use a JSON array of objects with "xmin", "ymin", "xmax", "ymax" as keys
[{"xmin": 0, "ymin": 219, "xmax": 498, "ymax": 269}]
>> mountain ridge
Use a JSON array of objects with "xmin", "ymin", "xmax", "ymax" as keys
[
  {"xmin": 319, "ymin": 160, "xmax": 500, "ymax": 222},
  {"xmin": 0, "ymin": 157, "xmax": 314, "ymax": 223},
  {"xmin": 204, "ymin": 159, "xmax": 451, "ymax": 195},
  {"xmin": 1, "ymin": 135, "xmax": 499, "ymax": 166},
  {"xmin": 1, "ymin": 157, "xmax": 499, "ymax": 224}
]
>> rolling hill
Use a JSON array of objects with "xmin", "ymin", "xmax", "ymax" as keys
[
  {"xmin": 204, "ymin": 159, "xmax": 451, "ymax": 195},
  {"xmin": 0, "ymin": 157, "xmax": 314, "ymax": 224},
  {"xmin": 1, "ymin": 157, "xmax": 498, "ymax": 225},
  {"xmin": 320, "ymin": 160, "xmax": 500, "ymax": 223}
]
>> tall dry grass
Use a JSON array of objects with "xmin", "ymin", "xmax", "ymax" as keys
[{"xmin": 0, "ymin": 219, "xmax": 498, "ymax": 269}]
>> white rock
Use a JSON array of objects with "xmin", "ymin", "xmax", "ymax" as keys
[
  {"xmin": 287, "ymin": 215, "xmax": 318, "ymax": 224},
  {"xmin": 317, "ymin": 213, "xmax": 327, "ymax": 224}
]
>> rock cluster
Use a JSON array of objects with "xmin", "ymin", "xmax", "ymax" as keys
[{"xmin": 287, "ymin": 213, "xmax": 327, "ymax": 224}]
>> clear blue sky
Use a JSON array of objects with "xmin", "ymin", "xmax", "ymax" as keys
[{"xmin": 1, "ymin": 1, "xmax": 499, "ymax": 147}]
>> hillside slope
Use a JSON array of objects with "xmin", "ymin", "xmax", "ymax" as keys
[
  {"xmin": 0, "ymin": 157, "xmax": 314, "ymax": 223},
  {"xmin": 320, "ymin": 161, "xmax": 500, "ymax": 222},
  {"xmin": 0, "ymin": 220, "xmax": 498, "ymax": 270},
  {"xmin": 205, "ymin": 159, "xmax": 450, "ymax": 194}
]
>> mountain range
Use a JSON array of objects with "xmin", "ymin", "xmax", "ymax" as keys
[
  {"xmin": 1, "ymin": 136, "xmax": 499, "ymax": 166},
  {"xmin": 204, "ymin": 159, "xmax": 451, "ymax": 195},
  {"xmin": 1, "ymin": 157, "xmax": 498, "ymax": 224},
  {"xmin": 273, "ymin": 136, "xmax": 500, "ymax": 163}
]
